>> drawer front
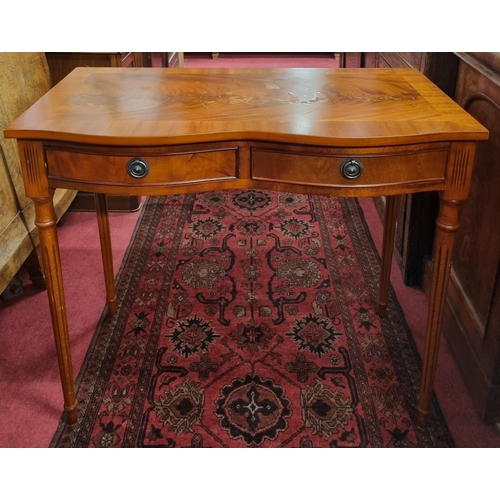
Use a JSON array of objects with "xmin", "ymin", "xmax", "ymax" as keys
[
  {"xmin": 46, "ymin": 148, "xmax": 238, "ymax": 186},
  {"xmin": 251, "ymin": 149, "xmax": 447, "ymax": 189}
]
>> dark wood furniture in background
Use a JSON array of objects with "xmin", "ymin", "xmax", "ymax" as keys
[
  {"xmin": 4, "ymin": 67, "xmax": 487, "ymax": 427},
  {"xmin": 423, "ymin": 53, "xmax": 500, "ymax": 423},
  {"xmin": 46, "ymin": 51, "xmax": 185, "ymax": 81},
  {"xmin": 45, "ymin": 52, "xmax": 142, "ymax": 85},
  {"xmin": 142, "ymin": 52, "xmax": 184, "ymax": 68},
  {"xmin": 341, "ymin": 53, "xmax": 460, "ymax": 286}
]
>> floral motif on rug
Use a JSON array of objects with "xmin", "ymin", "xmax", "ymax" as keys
[{"xmin": 52, "ymin": 191, "xmax": 454, "ymax": 447}]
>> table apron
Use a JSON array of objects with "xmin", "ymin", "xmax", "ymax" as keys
[{"xmin": 44, "ymin": 142, "xmax": 449, "ymax": 197}]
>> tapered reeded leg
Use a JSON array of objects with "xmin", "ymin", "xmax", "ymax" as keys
[
  {"xmin": 417, "ymin": 197, "xmax": 461, "ymax": 427},
  {"xmin": 95, "ymin": 193, "xmax": 117, "ymax": 315},
  {"xmin": 34, "ymin": 195, "xmax": 78, "ymax": 425},
  {"xmin": 378, "ymin": 195, "xmax": 399, "ymax": 318}
]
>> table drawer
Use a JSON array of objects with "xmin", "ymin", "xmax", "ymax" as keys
[
  {"xmin": 46, "ymin": 148, "xmax": 238, "ymax": 187},
  {"xmin": 251, "ymin": 148, "xmax": 447, "ymax": 189}
]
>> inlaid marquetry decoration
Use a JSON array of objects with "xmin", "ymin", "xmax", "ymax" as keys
[{"xmin": 5, "ymin": 69, "xmax": 488, "ymax": 148}]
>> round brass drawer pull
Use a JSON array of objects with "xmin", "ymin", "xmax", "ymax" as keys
[
  {"xmin": 126, "ymin": 158, "xmax": 149, "ymax": 179},
  {"xmin": 340, "ymin": 158, "xmax": 363, "ymax": 180}
]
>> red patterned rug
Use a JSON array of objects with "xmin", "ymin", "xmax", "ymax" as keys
[{"xmin": 51, "ymin": 191, "xmax": 454, "ymax": 447}]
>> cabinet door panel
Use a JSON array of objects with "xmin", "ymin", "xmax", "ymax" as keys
[{"xmin": 451, "ymin": 97, "xmax": 500, "ymax": 328}]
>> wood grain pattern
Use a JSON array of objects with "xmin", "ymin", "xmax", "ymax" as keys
[
  {"xmin": 46, "ymin": 147, "xmax": 238, "ymax": 187},
  {"xmin": 5, "ymin": 68, "xmax": 488, "ymax": 147},
  {"xmin": 251, "ymin": 146, "xmax": 447, "ymax": 190}
]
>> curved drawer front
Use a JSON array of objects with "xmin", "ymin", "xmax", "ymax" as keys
[
  {"xmin": 46, "ymin": 148, "xmax": 238, "ymax": 186},
  {"xmin": 251, "ymin": 148, "xmax": 447, "ymax": 189}
]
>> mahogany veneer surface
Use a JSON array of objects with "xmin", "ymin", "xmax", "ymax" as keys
[{"xmin": 6, "ymin": 68, "xmax": 486, "ymax": 147}]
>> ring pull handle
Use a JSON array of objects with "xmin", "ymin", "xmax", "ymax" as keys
[
  {"xmin": 126, "ymin": 158, "xmax": 149, "ymax": 179},
  {"xmin": 340, "ymin": 158, "xmax": 363, "ymax": 180}
]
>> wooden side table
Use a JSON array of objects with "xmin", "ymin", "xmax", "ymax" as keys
[{"xmin": 4, "ymin": 68, "xmax": 488, "ymax": 428}]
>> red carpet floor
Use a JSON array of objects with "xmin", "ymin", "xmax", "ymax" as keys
[
  {"xmin": 183, "ymin": 52, "xmax": 340, "ymax": 69},
  {"xmin": 51, "ymin": 194, "xmax": 453, "ymax": 447},
  {"xmin": 1, "ymin": 53, "xmax": 499, "ymax": 447},
  {"xmin": 1, "ymin": 196, "xmax": 499, "ymax": 446}
]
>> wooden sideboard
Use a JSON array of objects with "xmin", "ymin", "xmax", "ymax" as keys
[
  {"xmin": 341, "ymin": 53, "xmax": 459, "ymax": 285},
  {"xmin": 46, "ymin": 52, "xmax": 142, "ymax": 85}
]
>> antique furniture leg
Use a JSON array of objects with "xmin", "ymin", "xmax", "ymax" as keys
[
  {"xmin": 417, "ymin": 142, "xmax": 477, "ymax": 427},
  {"xmin": 34, "ymin": 193, "xmax": 78, "ymax": 424},
  {"xmin": 417, "ymin": 195, "xmax": 461, "ymax": 427},
  {"xmin": 378, "ymin": 195, "xmax": 399, "ymax": 318},
  {"xmin": 94, "ymin": 193, "xmax": 117, "ymax": 315}
]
